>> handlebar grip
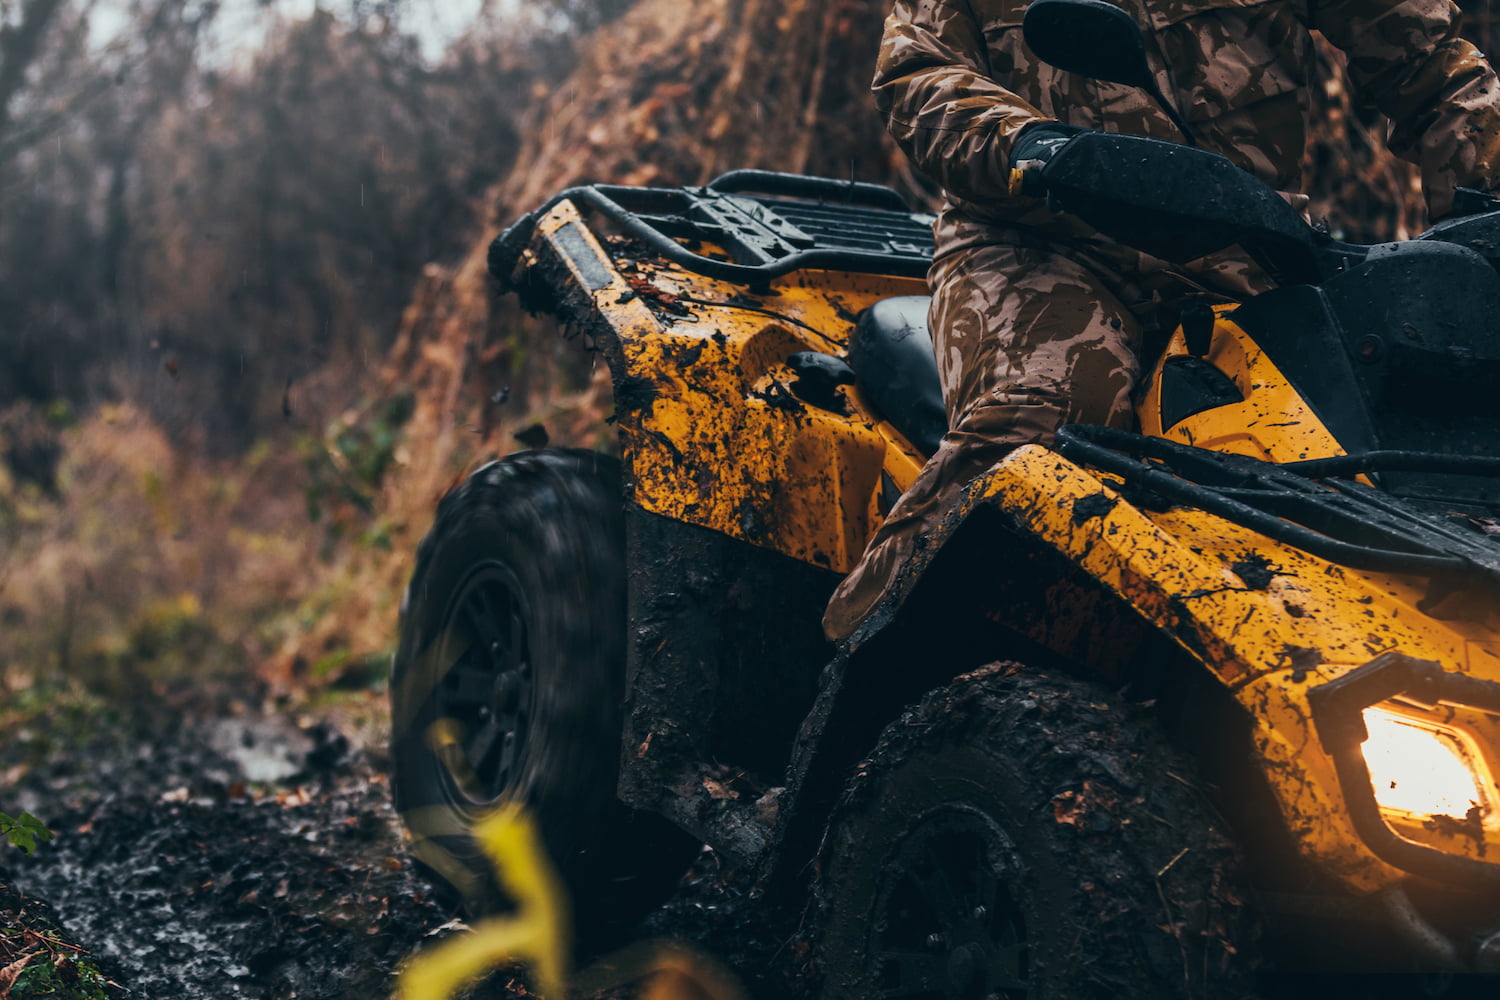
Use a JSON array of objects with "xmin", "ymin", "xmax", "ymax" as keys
[{"xmin": 1008, "ymin": 164, "xmax": 1046, "ymax": 198}]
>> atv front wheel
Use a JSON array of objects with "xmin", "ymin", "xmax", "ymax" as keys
[
  {"xmin": 390, "ymin": 449, "xmax": 697, "ymax": 946},
  {"xmin": 815, "ymin": 664, "xmax": 1254, "ymax": 1000}
]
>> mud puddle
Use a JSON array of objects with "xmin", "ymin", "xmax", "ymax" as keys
[
  {"xmin": 3, "ymin": 700, "xmax": 456, "ymax": 998},
  {"xmin": 1, "ymin": 694, "xmax": 789, "ymax": 999}
]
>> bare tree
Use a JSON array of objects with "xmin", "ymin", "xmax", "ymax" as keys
[{"xmin": 0, "ymin": 0, "xmax": 66, "ymax": 151}]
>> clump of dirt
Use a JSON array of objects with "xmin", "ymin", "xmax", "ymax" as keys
[{"xmin": 640, "ymin": 851, "xmax": 806, "ymax": 1000}]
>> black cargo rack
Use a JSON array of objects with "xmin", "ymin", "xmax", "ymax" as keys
[{"xmin": 489, "ymin": 170, "xmax": 936, "ymax": 288}]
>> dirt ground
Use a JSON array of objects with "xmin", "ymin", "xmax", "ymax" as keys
[
  {"xmin": 1, "ymin": 685, "xmax": 453, "ymax": 999},
  {"xmin": 0, "ymin": 684, "xmax": 794, "ymax": 1000},
  {"xmin": 8, "ymin": 680, "xmax": 1499, "ymax": 1000}
]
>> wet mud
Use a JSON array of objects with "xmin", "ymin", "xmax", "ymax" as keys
[
  {"xmin": 0, "ymin": 694, "xmax": 786, "ymax": 1000},
  {"xmin": 4, "ymin": 701, "xmax": 454, "ymax": 999}
]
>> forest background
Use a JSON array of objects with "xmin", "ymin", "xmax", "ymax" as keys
[{"xmin": 0, "ymin": 0, "xmax": 1489, "ymax": 732}]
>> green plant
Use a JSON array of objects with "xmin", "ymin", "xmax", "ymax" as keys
[
  {"xmin": 0, "ymin": 810, "xmax": 54, "ymax": 854},
  {"xmin": 0, "ymin": 918, "xmax": 112, "ymax": 1000},
  {"xmin": 299, "ymin": 392, "xmax": 415, "ymax": 536},
  {"xmin": 10, "ymin": 956, "xmax": 112, "ymax": 1000}
]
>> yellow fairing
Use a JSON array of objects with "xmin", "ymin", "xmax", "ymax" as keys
[
  {"xmin": 969, "ymin": 442, "xmax": 1500, "ymax": 891},
  {"xmin": 1140, "ymin": 306, "xmax": 1346, "ymax": 463},
  {"xmin": 530, "ymin": 200, "xmax": 924, "ymax": 573},
  {"xmin": 1135, "ymin": 309, "xmax": 1500, "ymax": 887}
]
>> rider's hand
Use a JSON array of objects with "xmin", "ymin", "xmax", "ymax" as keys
[
  {"xmin": 1444, "ymin": 186, "xmax": 1500, "ymax": 219},
  {"xmin": 1008, "ymin": 121, "xmax": 1089, "ymax": 197}
]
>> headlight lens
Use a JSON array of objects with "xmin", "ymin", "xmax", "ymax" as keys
[{"xmin": 1361, "ymin": 706, "xmax": 1489, "ymax": 819}]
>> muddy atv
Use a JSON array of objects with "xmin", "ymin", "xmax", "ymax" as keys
[{"xmin": 389, "ymin": 1, "xmax": 1500, "ymax": 993}]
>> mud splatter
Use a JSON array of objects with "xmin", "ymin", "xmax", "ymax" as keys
[{"xmin": 1231, "ymin": 553, "xmax": 1279, "ymax": 591}]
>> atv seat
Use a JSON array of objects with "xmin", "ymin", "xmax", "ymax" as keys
[{"xmin": 848, "ymin": 296, "xmax": 948, "ymax": 456}]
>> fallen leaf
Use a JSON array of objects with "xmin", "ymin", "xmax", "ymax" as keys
[
  {"xmin": 701, "ymin": 778, "xmax": 736, "ymax": 801},
  {"xmin": 0, "ymin": 948, "xmax": 40, "ymax": 996},
  {"xmin": 624, "ymin": 276, "xmax": 692, "ymax": 315},
  {"xmin": 1051, "ymin": 779, "xmax": 1118, "ymax": 830}
]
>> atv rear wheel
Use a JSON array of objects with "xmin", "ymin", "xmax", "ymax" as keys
[
  {"xmin": 390, "ymin": 449, "xmax": 697, "ymax": 946},
  {"xmin": 815, "ymin": 664, "xmax": 1254, "ymax": 1000}
]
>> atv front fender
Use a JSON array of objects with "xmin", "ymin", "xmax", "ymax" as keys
[
  {"xmin": 782, "ymin": 445, "xmax": 1500, "ymax": 899},
  {"xmin": 509, "ymin": 194, "xmax": 936, "ymax": 863}
]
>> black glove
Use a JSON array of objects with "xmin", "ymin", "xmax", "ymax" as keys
[
  {"xmin": 1445, "ymin": 186, "xmax": 1500, "ymax": 219},
  {"xmin": 1008, "ymin": 121, "xmax": 1089, "ymax": 197}
]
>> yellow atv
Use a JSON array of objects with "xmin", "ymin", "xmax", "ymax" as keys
[{"xmin": 390, "ymin": 0, "xmax": 1500, "ymax": 992}]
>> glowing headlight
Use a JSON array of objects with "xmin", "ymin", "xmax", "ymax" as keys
[{"xmin": 1361, "ymin": 707, "xmax": 1489, "ymax": 819}]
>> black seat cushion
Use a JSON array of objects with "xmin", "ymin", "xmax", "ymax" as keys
[{"xmin": 848, "ymin": 296, "xmax": 947, "ymax": 456}]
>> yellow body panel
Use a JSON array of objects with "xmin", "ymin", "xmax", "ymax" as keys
[
  {"xmin": 532, "ymin": 202, "xmax": 927, "ymax": 573},
  {"xmin": 1140, "ymin": 307, "xmax": 1347, "ymax": 463},
  {"xmin": 968, "ymin": 446, "xmax": 1500, "ymax": 890}
]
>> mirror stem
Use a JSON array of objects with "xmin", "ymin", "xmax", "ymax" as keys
[{"xmin": 1144, "ymin": 80, "xmax": 1197, "ymax": 146}]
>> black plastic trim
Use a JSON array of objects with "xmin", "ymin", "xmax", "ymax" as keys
[
  {"xmin": 1037, "ymin": 131, "xmax": 1324, "ymax": 283},
  {"xmin": 553, "ymin": 221, "xmax": 615, "ymax": 291},
  {"xmin": 1158, "ymin": 355, "xmax": 1244, "ymax": 430},
  {"xmin": 1283, "ymin": 452, "xmax": 1500, "ymax": 479},
  {"xmin": 848, "ymin": 295, "xmax": 947, "ymax": 455},
  {"xmin": 617, "ymin": 504, "xmax": 840, "ymax": 862},
  {"xmin": 1054, "ymin": 425, "xmax": 1500, "ymax": 588}
]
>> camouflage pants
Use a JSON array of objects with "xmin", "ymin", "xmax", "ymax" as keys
[{"xmin": 822, "ymin": 242, "xmax": 1146, "ymax": 642}]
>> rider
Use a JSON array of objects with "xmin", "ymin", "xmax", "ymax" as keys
[{"xmin": 823, "ymin": 0, "xmax": 1500, "ymax": 641}]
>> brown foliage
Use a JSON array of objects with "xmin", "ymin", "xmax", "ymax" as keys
[
  {"xmin": 500, "ymin": 0, "xmax": 917, "ymax": 208},
  {"xmin": 1301, "ymin": 35, "xmax": 1424, "ymax": 243}
]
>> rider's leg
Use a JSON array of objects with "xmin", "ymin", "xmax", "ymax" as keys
[{"xmin": 822, "ymin": 242, "xmax": 1142, "ymax": 642}]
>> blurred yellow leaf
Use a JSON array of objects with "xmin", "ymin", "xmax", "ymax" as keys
[
  {"xmin": 393, "ymin": 799, "xmax": 746, "ymax": 1000},
  {"xmin": 575, "ymin": 940, "xmax": 748, "ymax": 1000},
  {"xmin": 394, "ymin": 803, "xmax": 569, "ymax": 1000}
]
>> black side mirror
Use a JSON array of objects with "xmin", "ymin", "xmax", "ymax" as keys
[
  {"xmin": 1022, "ymin": 0, "xmax": 1154, "ymax": 89},
  {"xmin": 1022, "ymin": 0, "xmax": 1197, "ymax": 145}
]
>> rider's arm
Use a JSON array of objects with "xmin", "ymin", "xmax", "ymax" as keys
[
  {"xmin": 1312, "ymin": 0, "xmax": 1500, "ymax": 218},
  {"xmin": 872, "ymin": 0, "xmax": 1053, "ymax": 204}
]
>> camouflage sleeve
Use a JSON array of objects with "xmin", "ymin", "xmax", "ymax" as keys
[
  {"xmin": 1312, "ymin": 0, "xmax": 1500, "ymax": 217},
  {"xmin": 872, "ymin": 0, "xmax": 1052, "ymax": 205}
]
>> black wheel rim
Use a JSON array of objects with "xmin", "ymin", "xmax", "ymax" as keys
[
  {"xmin": 431, "ymin": 562, "xmax": 533, "ymax": 809},
  {"xmin": 869, "ymin": 804, "xmax": 1030, "ymax": 1000}
]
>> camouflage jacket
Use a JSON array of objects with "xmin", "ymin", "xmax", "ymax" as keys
[{"xmin": 875, "ymin": 0, "xmax": 1500, "ymax": 260}]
